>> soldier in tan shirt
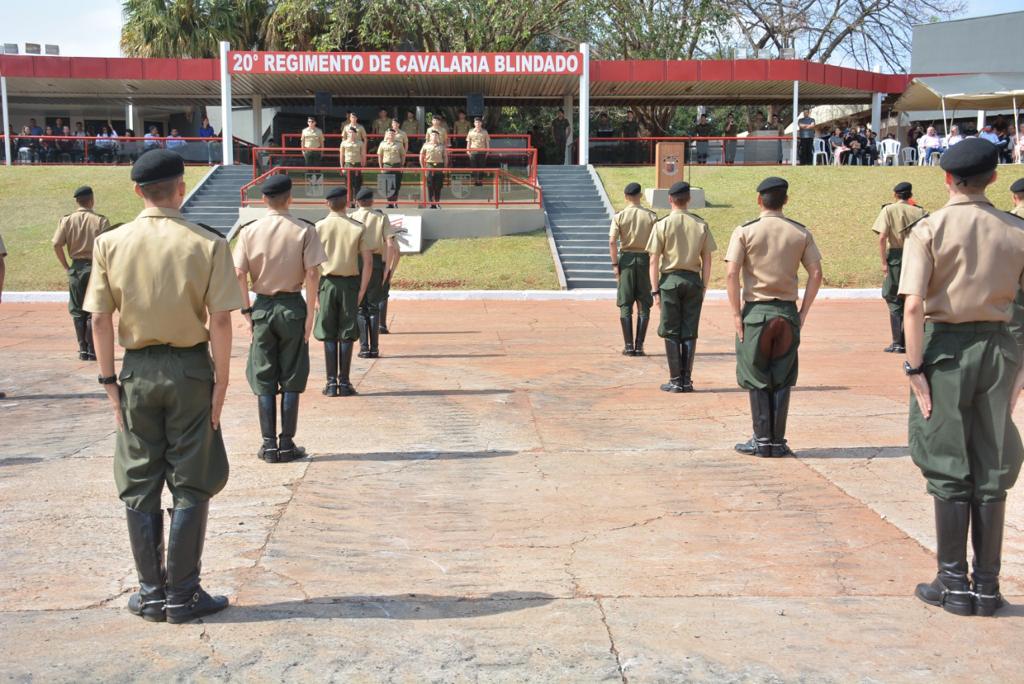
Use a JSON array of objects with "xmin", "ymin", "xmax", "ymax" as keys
[
  {"xmin": 465, "ymin": 117, "xmax": 491, "ymax": 186},
  {"xmin": 453, "ymin": 110, "xmax": 472, "ymax": 137},
  {"xmin": 344, "ymin": 112, "xmax": 367, "ymax": 144},
  {"xmin": 1008, "ymin": 178, "xmax": 1024, "ymax": 350},
  {"xmin": 427, "ymin": 115, "xmax": 449, "ymax": 148},
  {"xmin": 52, "ymin": 185, "xmax": 111, "ymax": 360},
  {"xmin": 420, "ymin": 131, "xmax": 448, "ymax": 208},
  {"xmin": 350, "ymin": 187, "xmax": 395, "ymax": 356},
  {"xmin": 898, "ymin": 140, "xmax": 1024, "ymax": 618},
  {"xmin": 609, "ymin": 182, "xmax": 656, "ymax": 356},
  {"xmin": 340, "ymin": 127, "xmax": 367, "ymax": 202},
  {"xmin": 377, "ymin": 129, "xmax": 405, "ymax": 208},
  {"xmin": 372, "ymin": 108, "xmax": 392, "ymax": 136},
  {"xmin": 300, "ymin": 116, "xmax": 325, "ymax": 166},
  {"xmin": 871, "ymin": 181, "xmax": 927, "ymax": 353},
  {"xmin": 84, "ymin": 150, "xmax": 242, "ymax": 624},
  {"xmin": 390, "ymin": 118, "xmax": 409, "ymax": 159},
  {"xmin": 725, "ymin": 176, "xmax": 823, "ymax": 458},
  {"xmin": 313, "ymin": 186, "xmax": 372, "ymax": 397},
  {"xmin": 233, "ymin": 174, "xmax": 327, "ymax": 464},
  {"xmin": 647, "ymin": 181, "xmax": 716, "ymax": 392}
]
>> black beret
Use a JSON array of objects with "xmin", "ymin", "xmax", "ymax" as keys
[
  {"xmin": 130, "ymin": 149, "xmax": 185, "ymax": 186},
  {"xmin": 893, "ymin": 182, "xmax": 912, "ymax": 194},
  {"xmin": 1010, "ymin": 178, "xmax": 1024, "ymax": 194},
  {"xmin": 325, "ymin": 186, "xmax": 348, "ymax": 200},
  {"xmin": 756, "ymin": 176, "xmax": 788, "ymax": 193},
  {"xmin": 940, "ymin": 137, "xmax": 998, "ymax": 177},
  {"xmin": 73, "ymin": 185, "xmax": 93, "ymax": 198},
  {"xmin": 356, "ymin": 187, "xmax": 374, "ymax": 201},
  {"xmin": 261, "ymin": 174, "xmax": 292, "ymax": 196},
  {"xmin": 668, "ymin": 181, "xmax": 690, "ymax": 196},
  {"xmin": 624, "ymin": 182, "xmax": 642, "ymax": 196}
]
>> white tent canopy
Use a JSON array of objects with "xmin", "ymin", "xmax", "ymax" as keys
[{"xmin": 894, "ymin": 73, "xmax": 1024, "ymax": 111}]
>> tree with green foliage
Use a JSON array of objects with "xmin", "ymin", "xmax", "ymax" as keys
[{"xmin": 121, "ymin": 0, "xmax": 269, "ymax": 57}]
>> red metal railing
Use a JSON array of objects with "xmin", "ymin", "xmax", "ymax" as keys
[
  {"xmin": 239, "ymin": 165, "xmax": 542, "ymax": 209},
  {"xmin": 280, "ymin": 132, "xmax": 531, "ymax": 149},
  {"xmin": 1, "ymin": 134, "xmax": 229, "ymax": 165},
  {"xmin": 580, "ymin": 135, "xmax": 795, "ymax": 166}
]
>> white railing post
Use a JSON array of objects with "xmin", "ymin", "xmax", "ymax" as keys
[{"xmin": 219, "ymin": 41, "xmax": 234, "ymax": 165}]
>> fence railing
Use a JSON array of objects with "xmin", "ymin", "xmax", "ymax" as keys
[
  {"xmin": 580, "ymin": 135, "xmax": 795, "ymax": 166},
  {"xmin": 240, "ymin": 166, "xmax": 542, "ymax": 209},
  {"xmin": 253, "ymin": 146, "xmax": 538, "ymax": 182},
  {"xmin": 280, "ymin": 132, "xmax": 531, "ymax": 151},
  {"xmin": 0, "ymin": 134, "xmax": 258, "ymax": 166}
]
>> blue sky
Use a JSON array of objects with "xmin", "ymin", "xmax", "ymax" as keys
[{"xmin": 2, "ymin": 0, "xmax": 1014, "ymax": 59}]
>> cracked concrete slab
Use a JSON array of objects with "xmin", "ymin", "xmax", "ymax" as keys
[{"xmin": 1, "ymin": 300, "xmax": 1023, "ymax": 681}]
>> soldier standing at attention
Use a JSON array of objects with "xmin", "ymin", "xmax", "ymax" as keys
[
  {"xmin": 900, "ymin": 140, "xmax": 1024, "ymax": 618},
  {"xmin": 427, "ymin": 115, "xmax": 449, "ymax": 148},
  {"xmin": 872, "ymin": 181, "xmax": 927, "ymax": 354},
  {"xmin": 465, "ymin": 116, "xmax": 491, "ymax": 187},
  {"xmin": 340, "ymin": 126, "xmax": 367, "ymax": 201},
  {"xmin": 608, "ymin": 182, "xmax": 656, "ymax": 356},
  {"xmin": 726, "ymin": 177, "xmax": 823, "ymax": 457},
  {"xmin": 84, "ymin": 150, "xmax": 242, "ymax": 623},
  {"xmin": 401, "ymin": 111, "xmax": 420, "ymax": 153},
  {"xmin": 52, "ymin": 185, "xmax": 110, "ymax": 360},
  {"xmin": 420, "ymin": 130, "xmax": 448, "ymax": 209},
  {"xmin": 300, "ymin": 116, "xmax": 324, "ymax": 167},
  {"xmin": 233, "ymin": 174, "xmax": 327, "ymax": 464},
  {"xmin": 390, "ymin": 118, "xmax": 409, "ymax": 163},
  {"xmin": 350, "ymin": 187, "xmax": 396, "ymax": 356},
  {"xmin": 552, "ymin": 108, "xmax": 571, "ymax": 165},
  {"xmin": 647, "ymin": 181, "xmax": 716, "ymax": 392},
  {"xmin": 1008, "ymin": 178, "xmax": 1024, "ymax": 350},
  {"xmin": 345, "ymin": 112, "xmax": 367, "ymax": 145},
  {"xmin": 314, "ymin": 187, "xmax": 372, "ymax": 397},
  {"xmin": 372, "ymin": 108, "xmax": 392, "ymax": 136},
  {"xmin": 453, "ymin": 110, "xmax": 471, "ymax": 141},
  {"xmin": 376, "ymin": 129, "xmax": 405, "ymax": 208},
  {"xmin": 379, "ymin": 218, "xmax": 403, "ymax": 335}
]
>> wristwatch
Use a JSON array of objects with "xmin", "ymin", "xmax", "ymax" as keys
[
  {"xmin": 903, "ymin": 360, "xmax": 925, "ymax": 376},
  {"xmin": 98, "ymin": 374, "xmax": 118, "ymax": 385},
  {"xmin": 240, "ymin": 307, "xmax": 254, "ymax": 315}
]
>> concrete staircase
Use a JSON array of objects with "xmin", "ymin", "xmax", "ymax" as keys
[
  {"xmin": 180, "ymin": 165, "xmax": 253, "ymax": 236},
  {"xmin": 537, "ymin": 165, "xmax": 615, "ymax": 289}
]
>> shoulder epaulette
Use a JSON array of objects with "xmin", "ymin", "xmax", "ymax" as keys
[
  {"xmin": 902, "ymin": 215, "xmax": 927, "ymax": 233},
  {"xmin": 881, "ymin": 203, "xmax": 891, "ymax": 209},
  {"xmin": 236, "ymin": 219, "xmax": 258, "ymax": 232},
  {"xmin": 686, "ymin": 211, "xmax": 706, "ymax": 223},
  {"xmin": 107, "ymin": 222, "xmax": 124, "ymax": 231},
  {"xmin": 61, "ymin": 213, "xmax": 71, "ymax": 220},
  {"xmin": 372, "ymin": 208, "xmax": 386, "ymax": 216},
  {"xmin": 195, "ymin": 222, "xmax": 222, "ymax": 237},
  {"xmin": 298, "ymin": 218, "xmax": 316, "ymax": 227},
  {"xmin": 740, "ymin": 217, "xmax": 760, "ymax": 227},
  {"xmin": 784, "ymin": 217, "xmax": 807, "ymax": 229},
  {"xmin": 1005, "ymin": 210, "xmax": 1024, "ymax": 223}
]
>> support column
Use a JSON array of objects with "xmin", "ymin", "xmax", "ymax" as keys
[
  {"xmin": 251, "ymin": 95, "xmax": 263, "ymax": 145},
  {"xmin": 219, "ymin": 40, "xmax": 234, "ymax": 165},
  {"xmin": 562, "ymin": 93, "xmax": 574, "ymax": 166},
  {"xmin": 976, "ymin": 109, "xmax": 986, "ymax": 133},
  {"xmin": 791, "ymin": 80, "xmax": 798, "ymax": 167},
  {"xmin": 415, "ymin": 105, "xmax": 425, "ymax": 134},
  {"xmin": 578, "ymin": 42, "xmax": 590, "ymax": 166},
  {"xmin": 871, "ymin": 92, "xmax": 883, "ymax": 138},
  {"xmin": 1, "ymin": 76, "xmax": 11, "ymax": 166},
  {"xmin": 128, "ymin": 104, "xmax": 143, "ymax": 135}
]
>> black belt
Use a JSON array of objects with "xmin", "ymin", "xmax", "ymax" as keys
[
  {"xmin": 927, "ymin": 321, "xmax": 1007, "ymax": 333},
  {"xmin": 255, "ymin": 291, "xmax": 303, "ymax": 301},
  {"xmin": 126, "ymin": 342, "xmax": 208, "ymax": 355}
]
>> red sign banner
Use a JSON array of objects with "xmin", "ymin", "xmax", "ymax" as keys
[{"xmin": 228, "ymin": 51, "xmax": 582, "ymax": 76}]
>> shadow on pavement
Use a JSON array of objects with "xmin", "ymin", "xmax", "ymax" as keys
[
  {"xmin": 209, "ymin": 592, "xmax": 556, "ymax": 622},
  {"xmin": 699, "ymin": 385, "xmax": 850, "ymax": 394},
  {"xmin": 797, "ymin": 446, "xmax": 909, "ymax": 460},
  {"xmin": 384, "ymin": 354, "xmax": 506, "ymax": 359},
  {"xmin": 1, "ymin": 392, "xmax": 106, "ymax": 401},
  {"xmin": 359, "ymin": 389, "xmax": 511, "ymax": 397},
  {"xmin": 313, "ymin": 450, "xmax": 517, "ymax": 462},
  {"xmin": 385, "ymin": 331, "xmax": 482, "ymax": 335}
]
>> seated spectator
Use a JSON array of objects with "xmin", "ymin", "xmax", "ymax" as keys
[
  {"xmin": 16, "ymin": 125, "xmax": 37, "ymax": 163},
  {"xmin": 57, "ymin": 126, "xmax": 75, "ymax": 161},
  {"xmin": 165, "ymin": 128, "xmax": 186, "ymax": 149},
  {"xmin": 828, "ymin": 128, "xmax": 847, "ymax": 166},
  {"xmin": 38, "ymin": 126, "xmax": 58, "ymax": 163},
  {"xmin": 944, "ymin": 125, "xmax": 963, "ymax": 148},
  {"xmin": 1015, "ymin": 124, "xmax": 1024, "ymax": 163},
  {"xmin": 143, "ymin": 126, "xmax": 163, "ymax": 151},
  {"xmin": 863, "ymin": 130, "xmax": 879, "ymax": 166},
  {"xmin": 917, "ymin": 126, "xmax": 943, "ymax": 163},
  {"xmin": 28, "ymin": 118, "xmax": 43, "ymax": 136},
  {"xmin": 119, "ymin": 129, "xmax": 142, "ymax": 163},
  {"xmin": 72, "ymin": 122, "xmax": 86, "ymax": 162},
  {"xmin": 844, "ymin": 126, "xmax": 867, "ymax": 165},
  {"xmin": 198, "ymin": 117, "xmax": 215, "ymax": 138},
  {"xmin": 978, "ymin": 125, "xmax": 999, "ymax": 145},
  {"xmin": 93, "ymin": 122, "xmax": 119, "ymax": 163}
]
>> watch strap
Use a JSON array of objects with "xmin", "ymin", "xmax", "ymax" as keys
[
  {"xmin": 240, "ymin": 307, "xmax": 254, "ymax": 315},
  {"xmin": 98, "ymin": 374, "xmax": 118, "ymax": 385}
]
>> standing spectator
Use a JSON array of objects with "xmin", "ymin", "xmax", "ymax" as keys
[
  {"xmin": 797, "ymin": 109, "xmax": 815, "ymax": 165},
  {"xmin": 300, "ymin": 116, "xmax": 325, "ymax": 167},
  {"xmin": 766, "ymin": 113, "xmax": 784, "ymax": 163},
  {"xmin": 198, "ymin": 116, "xmax": 216, "ymax": 164},
  {"xmin": 551, "ymin": 108, "xmax": 571, "ymax": 165},
  {"xmin": 1015, "ymin": 124, "xmax": 1024, "ymax": 163},
  {"xmin": 426, "ymin": 115, "xmax": 448, "ymax": 148},
  {"xmin": 723, "ymin": 113, "xmax": 738, "ymax": 165},
  {"xmin": 143, "ymin": 126, "xmax": 162, "ymax": 151},
  {"xmin": 693, "ymin": 113, "xmax": 712, "ymax": 164},
  {"xmin": 28, "ymin": 118, "xmax": 43, "ymax": 136}
]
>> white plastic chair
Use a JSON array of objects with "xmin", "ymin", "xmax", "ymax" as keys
[
  {"xmin": 901, "ymin": 147, "xmax": 917, "ymax": 165},
  {"xmin": 879, "ymin": 139, "xmax": 901, "ymax": 166},
  {"xmin": 812, "ymin": 138, "xmax": 829, "ymax": 165}
]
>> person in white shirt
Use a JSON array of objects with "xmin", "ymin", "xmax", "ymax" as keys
[
  {"xmin": 979, "ymin": 125, "xmax": 1000, "ymax": 145},
  {"xmin": 944, "ymin": 125, "xmax": 963, "ymax": 148},
  {"xmin": 918, "ymin": 126, "xmax": 943, "ymax": 163},
  {"xmin": 165, "ymin": 128, "xmax": 186, "ymax": 149}
]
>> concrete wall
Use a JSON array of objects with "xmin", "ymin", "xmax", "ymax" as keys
[{"xmin": 911, "ymin": 12, "xmax": 1024, "ymax": 73}]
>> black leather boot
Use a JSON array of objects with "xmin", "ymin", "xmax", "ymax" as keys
[
  {"xmin": 971, "ymin": 500, "xmax": 1006, "ymax": 616},
  {"xmin": 322, "ymin": 340, "xmax": 339, "ymax": 397},
  {"xmin": 680, "ymin": 339, "xmax": 696, "ymax": 392},
  {"xmin": 73, "ymin": 317, "xmax": 89, "ymax": 360},
  {"xmin": 736, "ymin": 389, "xmax": 772, "ymax": 456},
  {"xmin": 634, "ymin": 316, "xmax": 650, "ymax": 356},
  {"xmin": 368, "ymin": 313, "xmax": 381, "ymax": 358},
  {"xmin": 660, "ymin": 339, "xmax": 684, "ymax": 393},
  {"xmin": 278, "ymin": 392, "xmax": 307, "ymax": 462},
  {"xmin": 165, "ymin": 502, "xmax": 228, "ymax": 624},
  {"xmin": 915, "ymin": 498, "xmax": 973, "ymax": 616},
  {"xmin": 125, "ymin": 506, "xmax": 166, "ymax": 622},
  {"xmin": 257, "ymin": 395, "xmax": 278, "ymax": 463},
  {"xmin": 84, "ymin": 316, "xmax": 97, "ymax": 360},
  {"xmin": 620, "ymin": 317, "xmax": 634, "ymax": 356},
  {"xmin": 357, "ymin": 311, "xmax": 370, "ymax": 358},
  {"xmin": 770, "ymin": 387, "xmax": 793, "ymax": 456},
  {"xmin": 338, "ymin": 341, "xmax": 357, "ymax": 396},
  {"xmin": 883, "ymin": 312, "xmax": 905, "ymax": 353},
  {"xmin": 379, "ymin": 299, "xmax": 390, "ymax": 334}
]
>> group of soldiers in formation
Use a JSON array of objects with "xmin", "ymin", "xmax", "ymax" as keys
[
  {"xmin": 300, "ymin": 112, "xmax": 493, "ymax": 208},
  {"xmin": 43, "ymin": 137, "xmax": 1024, "ymax": 624}
]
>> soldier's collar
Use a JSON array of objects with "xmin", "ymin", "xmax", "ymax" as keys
[
  {"xmin": 327, "ymin": 211, "xmax": 350, "ymax": 219},
  {"xmin": 946, "ymin": 193, "xmax": 991, "ymax": 207},
  {"xmin": 759, "ymin": 210, "xmax": 785, "ymax": 218},
  {"xmin": 138, "ymin": 207, "xmax": 182, "ymax": 219},
  {"xmin": 266, "ymin": 209, "xmax": 291, "ymax": 217},
  {"xmin": 670, "ymin": 208, "xmax": 687, "ymax": 215}
]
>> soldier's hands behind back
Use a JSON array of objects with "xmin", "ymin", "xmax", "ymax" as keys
[
  {"xmin": 105, "ymin": 384, "xmax": 123, "ymax": 431},
  {"xmin": 910, "ymin": 374, "xmax": 932, "ymax": 419},
  {"xmin": 733, "ymin": 314, "xmax": 744, "ymax": 342},
  {"xmin": 211, "ymin": 381, "xmax": 227, "ymax": 430}
]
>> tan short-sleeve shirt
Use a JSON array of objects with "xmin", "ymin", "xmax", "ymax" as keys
[
  {"xmin": 233, "ymin": 210, "xmax": 327, "ymax": 295},
  {"xmin": 870, "ymin": 202, "xmax": 927, "ymax": 249},
  {"xmin": 725, "ymin": 212, "xmax": 822, "ymax": 302},
  {"xmin": 647, "ymin": 210, "xmax": 717, "ymax": 274},
  {"xmin": 301, "ymin": 127, "xmax": 324, "ymax": 149},
  {"xmin": 316, "ymin": 212, "xmax": 369, "ymax": 277},
  {"xmin": 453, "ymin": 120, "xmax": 472, "ymax": 135},
  {"xmin": 609, "ymin": 204, "xmax": 656, "ymax": 253},
  {"xmin": 391, "ymin": 129, "xmax": 409, "ymax": 154},
  {"xmin": 421, "ymin": 142, "xmax": 445, "ymax": 164},
  {"xmin": 53, "ymin": 208, "xmax": 111, "ymax": 260},
  {"xmin": 345, "ymin": 123, "xmax": 367, "ymax": 144},
  {"xmin": 401, "ymin": 119, "xmax": 419, "ymax": 136},
  {"xmin": 377, "ymin": 141, "xmax": 404, "ymax": 165},
  {"xmin": 340, "ymin": 140, "xmax": 364, "ymax": 165},
  {"xmin": 898, "ymin": 195, "xmax": 1024, "ymax": 323},
  {"xmin": 84, "ymin": 207, "xmax": 242, "ymax": 349},
  {"xmin": 426, "ymin": 126, "xmax": 448, "ymax": 147},
  {"xmin": 372, "ymin": 117, "xmax": 392, "ymax": 135},
  {"xmin": 350, "ymin": 207, "xmax": 392, "ymax": 256},
  {"xmin": 466, "ymin": 128, "xmax": 490, "ymax": 150}
]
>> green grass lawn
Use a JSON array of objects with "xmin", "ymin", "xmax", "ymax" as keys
[
  {"xmin": 1, "ymin": 166, "xmax": 210, "ymax": 291},
  {"xmin": 598, "ymin": 165, "xmax": 1022, "ymax": 289}
]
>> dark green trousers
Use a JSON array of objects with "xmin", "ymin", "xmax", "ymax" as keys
[
  {"xmin": 910, "ymin": 321, "xmax": 1024, "ymax": 503},
  {"xmin": 67, "ymin": 259, "xmax": 92, "ymax": 320},
  {"xmin": 617, "ymin": 251, "xmax": 652, "ymax": 318},
  {"xmin": 359, "ymin": 254, "xmax": 386, "ymax": 311},
  {"xmin": 735, "ymin": 300, "xmax": 801, "ymax": 390},
  {"xmin": 314, "ymin": 275, "xmax": 360, "ymax": 342},
  {"xmin": 1008, "ymin": 289, "xmax": 1024, "ymax": 350},
  {"xmin": 246, "ymin": 292, "xmax": 310, "ymax": 395},
  {"xmin": 882, "ymin": 248, "xmax": 903, "ymax": 315},
  {"xmin": 115, "ymin": 343, "xmax": 228, "ymax": 513},
  {"xmin": 657, "ymin": 269, "xmax": 704, "ymax": 340}
]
